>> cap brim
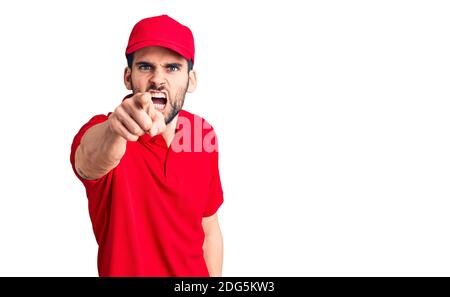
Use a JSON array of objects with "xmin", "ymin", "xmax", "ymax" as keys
[{"xmin": 126, "ymin": 40, "xmax": 193, "ymax": 64}]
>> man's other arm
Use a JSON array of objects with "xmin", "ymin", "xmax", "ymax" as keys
[{"xmin": 202, "ymin": 213, "xmax": 223, "ymax": 277}]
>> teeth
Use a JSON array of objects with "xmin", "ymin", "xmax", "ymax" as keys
[
  {"xmin": 150, "ymin": 92, "xmax": 166, "ymax": 98},
  {"xmin": 154, "ymin": 103, "xmax": 165, "ymax": 110}
]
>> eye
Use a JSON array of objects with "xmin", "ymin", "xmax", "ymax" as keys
[
  {"xmin": 168, "ymin": 65, "xmax": 180, "ymax": 72},
  {"xmin": 138, "ymin": 64, "xmax": 153, "ymax": 72}
]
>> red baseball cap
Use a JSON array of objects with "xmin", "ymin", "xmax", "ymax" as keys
[{"xmin": 126, "ymin": 15, "xmax": 195, "ymax": 65}]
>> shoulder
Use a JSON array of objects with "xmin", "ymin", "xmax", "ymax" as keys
[
  {"xmin": 79, "ymin": 113, "xmax": 110, "ymax": 132},
  {"xmin": 71, "ymin": 113, "xmax": 111, "ymax": 155}
]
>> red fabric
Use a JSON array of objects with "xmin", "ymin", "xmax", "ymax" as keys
[
  {"xmin": 70, "ymin": 109, "xmax": 223, "ymax": 276},
  {"xmin": 126, "ymin": 15, "xmax": 195, "ymax": 64}
]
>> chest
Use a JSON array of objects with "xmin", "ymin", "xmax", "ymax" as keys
[{"xmin": 115, "ymin": 141, "xmax": 213, "ymax": 216}]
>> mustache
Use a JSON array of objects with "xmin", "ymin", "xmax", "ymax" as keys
[
  {"xmin": 132, "ymin": 84, "xmax": 166, "ymax": 94},
  {"xmin": 147, "ymin": 84, "xmax": 166, "ymax": 92}
]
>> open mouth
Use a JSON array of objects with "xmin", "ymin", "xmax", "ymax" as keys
[{"xmin": 149, "ymin": 91, "xmax": 167, "ymax": 112}]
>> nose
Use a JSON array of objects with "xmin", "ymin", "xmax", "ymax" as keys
[{"xmin": 149, "ymin": 67, "xmax": 166, "ymax": 89}]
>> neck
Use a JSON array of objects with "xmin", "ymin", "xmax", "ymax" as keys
[{"xmin": 161, "ymin": 114, "xmax": 179, "ymax": 147}]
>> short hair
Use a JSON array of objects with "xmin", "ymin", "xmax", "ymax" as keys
[{"xmin": 126, "ymin": 53, "xmax": 193, "ymax": 72}]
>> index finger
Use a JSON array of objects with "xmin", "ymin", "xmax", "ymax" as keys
[
  {"xmin": 135, "ymin": 93, "xmax": 152, "ymax": 111},
  {"xmin": 147, "ymin": 94, "xmax": 156, "ymax": 118}
]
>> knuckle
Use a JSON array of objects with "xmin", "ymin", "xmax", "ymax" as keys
[
  {"xmin": 121, "ymin": 100, "xmax": 132, "ymax": 111},
  {"xmin": 124, "ymin": 132, "xmax": 133, "ymax": 141},
  {"xmin": 141, "ymin": 120, "xmax": 151, "ymax": 131},
  {"xmin": 114, "ymin": 106, "xmax": 124, "ymax": 118},
  {"xmin": 115, "ymin": 104, "xmax": 124, "ymax": 112},
  {"xmin": 109, "ymin": 118, "xmax": 119, "ymax": 132},
  {"xmin": 131, "ymin": 126, "xmax": 141, "ymax": 135}
]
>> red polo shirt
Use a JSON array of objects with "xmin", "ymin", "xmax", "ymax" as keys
[{"xmin": 70, "ymin": 109, "xmax": 223, "ymax": 276}]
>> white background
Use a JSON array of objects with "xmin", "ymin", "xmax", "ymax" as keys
[{"xmin": 0, "ymin": 0, "xmax": 449, "ymax": 276}]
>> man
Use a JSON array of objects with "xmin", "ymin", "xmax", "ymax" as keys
[{"xmin": 70, "ymin": 15, "xmax": 224, "ymax": 277}]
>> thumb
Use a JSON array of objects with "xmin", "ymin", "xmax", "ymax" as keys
[{"xmin": 150, "ymin": 111, "xmax": 166, "ymax": 136}]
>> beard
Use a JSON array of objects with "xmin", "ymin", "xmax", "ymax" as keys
[{"xmin": 131, "ymin": 79, "xmax": 189, "ymax": 125}]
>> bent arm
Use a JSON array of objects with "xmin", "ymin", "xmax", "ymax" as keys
[
  {"xmin": 202, "ymin": 213, "xmax": 223, "ymax": 277},
  {"xmin": 74, "ymin": 119, "xmax": 127, "ymax": 180}
]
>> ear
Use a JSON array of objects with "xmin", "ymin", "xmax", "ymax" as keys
[
  {"xmin": 187, "ymin": 69, "xmax": 197, "ymax": 93},
  {"xmin": 124, "ymin": 67, "xmax": 132, "ymax": 90}
]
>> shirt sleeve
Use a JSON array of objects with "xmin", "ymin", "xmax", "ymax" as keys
[
  {"xmin": 70, "ymin": 114, "xmax": 110, "ymax": 184},
  {"xmin": 70, "ymin": 114, "xmax": 117, "ymax": 223},
  {"xmin": 203, "ymin": 149, "xmax": 224, "ymax": 217}
]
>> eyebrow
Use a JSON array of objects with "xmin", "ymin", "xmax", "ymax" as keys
[{"xmin": 135, "ymin": 61, "xmax": 184, "ymax": 68}]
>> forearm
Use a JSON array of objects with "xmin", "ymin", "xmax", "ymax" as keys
[
  {"xmin": 75, "ymin": 119, "xmax": 127, "ymax": 179},
  {"xmin": 203, "ymin": 229, "xmax": 223, "ymax": 277}
]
